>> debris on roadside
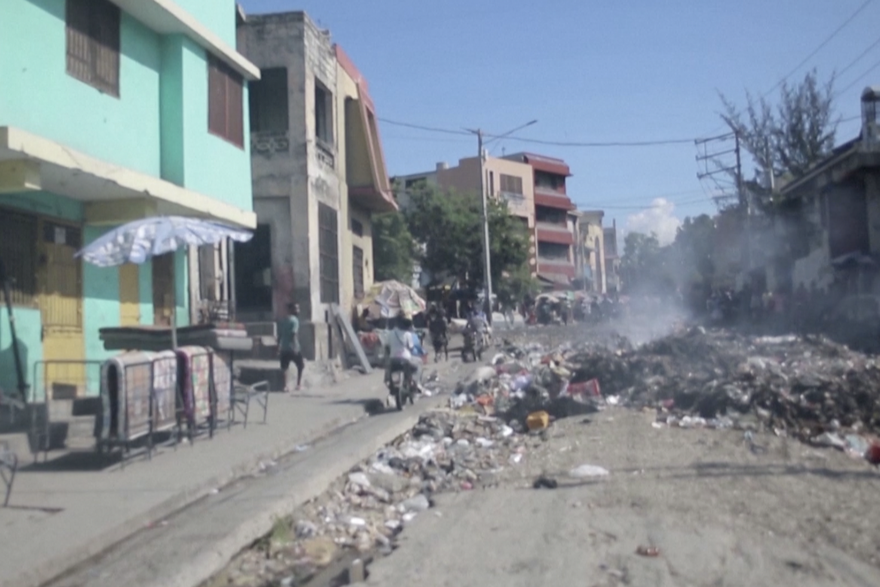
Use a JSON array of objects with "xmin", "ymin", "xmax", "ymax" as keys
[
  {"xmin": 449, "ymin": 327, "xmax": 880, "ymax": 467},
  {"xmin": 635, "ymin": 545, "xmax": 661, "ymax": 557}
]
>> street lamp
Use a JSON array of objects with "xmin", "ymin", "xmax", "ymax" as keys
[{"xmin": 464, "ymin": 120, "xmax": 537, "ymax": 325}]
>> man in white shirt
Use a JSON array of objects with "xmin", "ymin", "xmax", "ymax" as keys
[{"xmin": 385, "ymin": 314, "xmax": 423, "ymax": 386}]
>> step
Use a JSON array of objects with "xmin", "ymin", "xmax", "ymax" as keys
[
  {"xmin": 0, "ymin": 432, "xmax": 30, "ymax": 460},
  {"xmin": 237, "ymin": 361, "xmax": 284, "ymax": 391}
]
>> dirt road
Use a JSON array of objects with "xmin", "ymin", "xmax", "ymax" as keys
[{"xmin": 366, "ymin": 409, "xmax": 880, "ymax": 586}]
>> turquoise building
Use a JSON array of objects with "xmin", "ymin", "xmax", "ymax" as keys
[{"xmin": 0, "ymin": 0, "xmax": 259, "ymax": 399}]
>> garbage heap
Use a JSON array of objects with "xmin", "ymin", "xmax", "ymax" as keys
[
  {"xmin": 225, "ymin": 411, "xmax": 544, "ymax": 586},
  {"xmin": 452, "ymin": 328, "xmax": 880, "ymax": 464}
]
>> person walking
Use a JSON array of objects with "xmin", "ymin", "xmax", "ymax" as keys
[{"xmin": 278, "ymin": 302, "xmax": 304, "ymax": 393}]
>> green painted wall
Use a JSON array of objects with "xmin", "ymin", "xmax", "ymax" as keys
[
  {"xmin": 0, "ymin": 307, "xmax": 42, "ymax": 401},
  {"xmin": 82, "ymin": 226, "xmax": 120, "ymax": 371},
  {"xmin": 159, "ymin": 35, "xmax": 187, "ymax": 185},
  {"xmin": 0, "ymin": 192, "xmax": 84, "ymax": 221},
  {"xmin": 176, "ymin": 0, "xmax": 238, "ymax": 48},
  {"xmin": 160, "ymin": 37, "xmax": 253, "ymax": 210},
  {"xmin": 175, "ymin": 249, "xmax": 190, "ymax": 327},
  {"xmin": 0, "ymin": 0, "xmax": 162, "ymax": 176}
]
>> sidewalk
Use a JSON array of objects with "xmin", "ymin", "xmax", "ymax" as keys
[{"xmin": 0, "ymin": 370, "xmax": 394, "ymax": 587}]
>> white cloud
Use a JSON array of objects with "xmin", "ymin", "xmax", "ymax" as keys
[{"xmin": 625, "ymin": 198, "xmax": 681, "ymax": 246}]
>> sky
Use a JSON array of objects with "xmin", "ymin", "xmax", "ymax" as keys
[{"xmin": 240, "ymin": 0, "xmax": 880, "ymax": 244}]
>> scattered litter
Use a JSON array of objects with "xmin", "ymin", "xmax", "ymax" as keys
[
  {"xmin": 294, "ymin": 445, "xmax": 310, "ymax": 452},
  {"xmin": 533, "ymin": 476, "xmax": 558, "ymax": 489},
  {"xmin": 636, "ymin": 545, "xmax": 661, "ymax": 557},
  {"xmin": 568, "ymin": 464, "xmax": 610, "ymax": 478},
  {"xmin": 526, "ymin": 411, "xmax": 550, "ymax": 431}
]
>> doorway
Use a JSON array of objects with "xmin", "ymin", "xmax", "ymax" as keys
[{"xmin": 152, "ymin": 254, "xmax": 175, "ymax": 326}]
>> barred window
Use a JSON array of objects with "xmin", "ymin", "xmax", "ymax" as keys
[
  {"xmin": 0, "ymin": 209, "xmax": 38, "ymax": 306},
  {"xmin": 66, "ymin": 0, "xmax": 120, "ymax": 96},
  {"xmin": 352, "ymin": 246, "xmax": 364, "ymax": 300},
  {"xmin": 318, "ymin": 203, "xmax": 339, "ymax": 304}
]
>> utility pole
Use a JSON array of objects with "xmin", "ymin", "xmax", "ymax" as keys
[
  {"xmin": 476, "ymin": 129, "xmax": 493, "ymax": 324},
  {"xmin": 465, "ymin": 119, "xmax": 538, "ymax": 326},
  {"xmin": 733, "ymin": 130, "xmax": 751, "ymax": 284}
]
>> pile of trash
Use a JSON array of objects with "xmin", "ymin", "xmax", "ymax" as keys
[
  {"xmin": 221, "ymin": 410, "xmax": 542, "ymax": 586},
  {"xmin": 451, "ymin": 328, "xmax": 880, "ymax": 465}
]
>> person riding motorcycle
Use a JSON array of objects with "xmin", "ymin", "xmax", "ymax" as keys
[
  {"xmin": 385, "ymin": 313, "xmax": 423, "ymax": 391},
  {"xmin": 427, "ymin": 306, "xmax": 448, "ymax": 361}
]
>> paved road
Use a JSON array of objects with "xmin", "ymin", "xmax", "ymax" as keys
[
  {"xmin": 42, "ymin": 395, "xmax": 445, "ymax": 587},
  {"xmin": 366, "ymin": 409, "xmax": 880, "ymax": 587}
]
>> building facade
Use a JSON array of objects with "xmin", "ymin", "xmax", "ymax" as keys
[
  {"xmin": 574, "ymin": 210, "xmax": 606, "ymax": 293},
  {"xmin": 0, "ymin": 0, "xmax": 258, "ymax": 398},
  {"xmin": 503, "ymin": 153, "xmax": 577, "ymax": 288},
  {"xmin": 236, "ymin": 11, "xmax": 396, "ymax": 360},
  {"xmin": 603, "ymin": 220, "xmax": 621, "ymax": 293}
]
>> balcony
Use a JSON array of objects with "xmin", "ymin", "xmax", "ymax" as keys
[
  {"xmin": 251, "ymin": 130, "xmax": 290, "ymax": 155},
  {"xmin": 534, "ymin": 187, "xmax": 575, "ymax": 211},
  {"xmin": 536, "ymin": 222, "xmax": 574, "ymax": 246}
]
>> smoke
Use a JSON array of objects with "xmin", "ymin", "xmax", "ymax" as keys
[{"xmin": 626, "ymin": 198, "xmax": 682, "ymax": 246}]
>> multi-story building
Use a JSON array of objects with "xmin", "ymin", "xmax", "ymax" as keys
[
  {"xmin": 603, "ymin": 220, "xmax": 622, "ymax": 293},
  {"xmin": 574, "ymin": 210, "xmax": 606, "ymax": 293},
  {"xmin": 503, "ymin": 152, "xmax": 577, "ymax": 288},
  {"xmin": 394, "ymin": 155, "xmax": 538, "ymax": 278},
  {"xmin": 235, "ymin": 11, "xmax": 396, "ymax": 360},
  {"xmin": 0, "ymin": 0, "xmax": 258, "ymax": 398}
]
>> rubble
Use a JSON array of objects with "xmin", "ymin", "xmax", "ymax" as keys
[
  {"xmin": 471, "ymin": 327, "xmax": 880, "ymax": 464},
  {"xmin": 211, "ymin": 325, "xmax": 880, "ymax": 587}
]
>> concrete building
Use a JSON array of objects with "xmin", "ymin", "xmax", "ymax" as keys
[
  {"xmin": 0, "ymin": 0, "xmax": 258, "ymax": 398},
  {"xmin": 393, "ymin": 155, "xmax": 539, "ymax": 280},
  {"xmin": 773, "ymin": 87, "xmax": 880, "ymax": 296},
  {"xmin": 574, "ymin": 210, "xmax": 606, "ymax": 293},
  {"xmin": 603, "ymin": 220, "xmax": 622, "ymax": 293},
  {"xmin": 503, "ymin": 152, "xmax": 577, "ymax": 288},
  {"xmin": 235, "ymin": 11, "xmax": 396, "ymax": 360}
]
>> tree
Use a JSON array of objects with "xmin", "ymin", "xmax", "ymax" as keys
[
  {"xmin": 495, "ymin": 264, "xmax": 540, "ymax": 309},
  {"xmin": 403, "ymin": 183, "xmax": 529, "ymax": 290},
  {"xmin": 672, "ymin": 214, "xmax": 716, "ymax": 286},
  {"xmin": 371, "ymin": 211, "xmax": 419, "ymax": 283},
  {"xmin": 719, "ymin": 70, "xmax": 838, "ymax": 191}
]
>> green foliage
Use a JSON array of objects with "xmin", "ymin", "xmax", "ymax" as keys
[
  {"xmin": 495, "ymin": 264, "xmax": 540, "ymax": 307},
  {"xmin": 372, "ymin": 211, "xmax": 419, "ymax": 283},
  {"xmin": 403, "ymin": 182, "xmax": 530, "ymax": 290},
  {"xmin": 720, "ymin": 69, "xmax": 838, "ymax": 211}
]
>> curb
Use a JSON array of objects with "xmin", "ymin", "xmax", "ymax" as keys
[
  {"xmin": 11, "ymin": 377, "xmax": 389, "ymax": 587},
  {"xmin": 163, "ymin": 397, "xmax": 445, "ymax": 587}
]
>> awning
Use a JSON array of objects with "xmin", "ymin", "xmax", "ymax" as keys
[
  {"xmin": 537, "ymin": 272, "xmax": 572, "ymax": 286},
  {"xmin": 534, "ymin": 189, "xmax": 576, "ymax": 210},
  {"xmin": 536, "ymin": 225, "xmax": 574, "ymax": 245},
  {"xmin": 0, "ymin": 126, "xmax": 256, "ymax": 228}
]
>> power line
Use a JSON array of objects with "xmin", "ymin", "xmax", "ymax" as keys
[
  {"xmin": 763, "ymin": 0, "xmax": 874, "ymax": 97},
  {"xmin": 836, "ymin": 56, "xmax": 880, "ymax": 96},
  {"xmin": 837, "ymin": 34, "xmax": 880, "ymax": 78},
  {"xmin": 378, "ymin": 116, "xmax": 701, "ymax": 148}
]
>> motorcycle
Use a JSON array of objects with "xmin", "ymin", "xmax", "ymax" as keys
[
  {"xmin": 386, "ymin": 359, "xmax": 417, "ymax": 411},
  {"xmin": 461, "ymin": 328, "xmax": 484, "ymax": 363}
]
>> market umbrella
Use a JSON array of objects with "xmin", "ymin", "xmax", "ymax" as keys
[{"xmin": 75, "ymin": 216, "xmax": 253, "ymax": 349}]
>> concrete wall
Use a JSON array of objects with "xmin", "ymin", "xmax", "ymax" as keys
[
  {"xmin": 240, "ymin": 12, "xmax": 341, "ymax": 359},
  {"xmin": 0, "ymin": 0, "xmax": 162, "ymax": 176},
  {"xmin": 437, "ymin": 156, "xmax": 535, "ymax": 226}
]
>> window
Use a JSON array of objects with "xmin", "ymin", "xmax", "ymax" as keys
[
  {"xmin": 352, "ymin": 246, "xmax": 365, "ymax": 300},
  {"xmin": 488, "ymin": 171, "xmax": 495, "ymax": 195},
  {"xmin": 314, "ymin": 81, "xmax": 333, "ymax": 145},
  {"xmin": 500, "ymin": 174, "xmax": 523, "ymax": 195},
  {"xmin": 318, "ymin": 203, "xmax": 339, "ymax": 304},
  {"xmin": 249, "ymin": 67, "xmax": 289, "ymax": 133},
  {"xmin": 0, "ymin": 209, "xmax": 38, "ymax": 306},
  {"xmin": 208, "ymin": 54, "xmax": 244, "ymax": 147},
  {"xmin": 535, "ymin": 171, "xmax": 562, "ymax": 190},
  {"xmin": 351, "ymin": 218, "xmax": 364, "ymax": 237},
  {"xmin": 66, "ymin": 0, "xmax": 120, "ymax": 96},
  {"xmin": 538, "ymin": 242, "xmax": 570, "ymax": 261}
]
